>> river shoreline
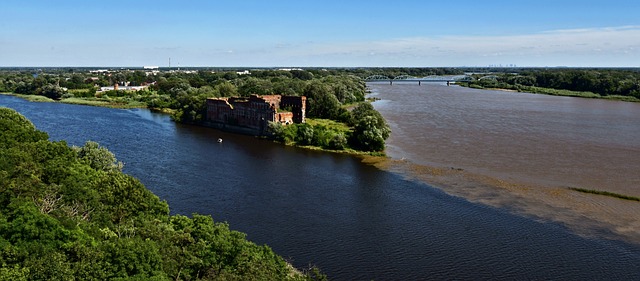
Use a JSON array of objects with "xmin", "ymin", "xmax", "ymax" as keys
[
  {"xmin": 0, "ymin": 92, "xmax": 149, "ymax": 108},
  {"xmin": 1, "ymin": 92, "xmax": 384, "ymax": 157},
  {"xmin": 8, "ymin": 91, "xmax": 639, "ymax": 245},
  {"xmin": 365, "ymin": 82, "xmax": 640, "ymax": 247},
  {"xmin": 456, "ymin": 83, "xmax": 640, "ymax": 102},
  {"xmin": 4, "ymin": 93, "xmax": 640, "ymax": 279},
  {"xmin": 360, "ymin": 155, "xmax": 640, "ymax": 245}
]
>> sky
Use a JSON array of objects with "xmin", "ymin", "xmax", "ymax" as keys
[{"xmin": 1, "ymin": 0, "xmax": 639, "ymax": 67}]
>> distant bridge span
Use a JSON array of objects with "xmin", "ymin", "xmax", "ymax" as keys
[{"xmin": 365, "ymin": 75, "xmax": 473, "ymax": 85}]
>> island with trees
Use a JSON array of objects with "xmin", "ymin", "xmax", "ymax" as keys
[
  {"xmin": 0, "ymin": 68, "xmax": 391, "ymax": 153},
  {"xmin": 454, "ymin": 68, "xmax": 640, "ymax": 102}
]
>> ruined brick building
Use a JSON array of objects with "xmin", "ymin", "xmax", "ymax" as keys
[{"xmin": 206, "ymin": 95, "xmax": 306, "ymax": 135}]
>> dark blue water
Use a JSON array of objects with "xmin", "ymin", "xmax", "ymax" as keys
[{"xmin": 2, "ymin": 95, "xmax": 639, "ymax": 280}]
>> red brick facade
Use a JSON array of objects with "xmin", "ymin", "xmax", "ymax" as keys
[{"xmin": 206, "ymin": 95, "xmax": 306, "ymax": 134}]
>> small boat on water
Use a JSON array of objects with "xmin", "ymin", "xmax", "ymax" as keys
[{"xmin": 217, "ymin": 138, "xmax": 223, "ymax": 143}]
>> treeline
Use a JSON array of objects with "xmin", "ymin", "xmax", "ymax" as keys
[
  {"xmin": 0, "ymin": 107, "xmax": 325, "ymax": 280},
  {"xmin": 0, "ymin": 68, "xmax": 368, "ymax": 120},
  {"xmin": 154, "ymin": 70, "xmax": 367, "ymax": 123},
  {"xmin": 154, "ymin": 70, "xmax": 390, "ymax": 152},
  {"xmin": 462, "ymin": 69, "xmax": 640, "ymax": 99},
  {"xmin": 268, "ymin": 103, "xmax": 390, "ymax": 152},
  {"xmin": 0, "ymin": 70, "xmax": 153, "ymax": 100},
  {"xmin": 0, "ymin": 68, "xmax": 391, "ymax": 151},
  {"xmin": 343, "ymin": 67, "xmax": 465, "ymax": 79},
  {"xmin": 0, "ymin": 70, "xmax": 153, "ymax": 91}
]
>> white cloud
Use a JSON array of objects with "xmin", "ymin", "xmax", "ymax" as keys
[
  {"xmin": 4, "ymin": 26, "xmax": 639, "ymax": 67},
  {"xmin": 267, "ymin": 26, "xmax": 640, "ymax": 66}
]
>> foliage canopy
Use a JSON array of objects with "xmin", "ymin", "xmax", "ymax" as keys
[{"xmin": 0, "ymin": 107, "xmax": 324, "ymax": 280}]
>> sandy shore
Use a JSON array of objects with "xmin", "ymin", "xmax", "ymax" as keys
[{"xmin": 361, "ymin": 155, "xmax": 640, "ymax": 245}]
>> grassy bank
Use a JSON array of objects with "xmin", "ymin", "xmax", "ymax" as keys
[
  {"xmin": 149, "ymin": 107, "xmax": 176, "ymax": 114},
  {"xmin": 271, "ymin": 118, "xmax": 386, "ymax": 157},
  {"xmin": 60, "ymin": 97, "xmax": 147, "ymax": 108},
  {"xmin": 458, "ymin": 83, "xmax": 640, "ymax": 102},
  {"xmin": 5, "ymin": 93, "xmax": 387, "ymax": 156},
  {"xmin": 2, "ymin": 92, "xmax": 55, "ymax": 102},
  {"xmin": 568, "ymin": 187, "xmax": 640, "ymax": 202},
  {"xmin": 1, "ymin": 92, "xmax": 149, "ymax": 109},
  {"xmin": 293, "ymin": 142, "xmax": 386, "ymax": 157},
  {"xmin": 305, "ymin": 118, "xmax": 352, "ymax": 132}
]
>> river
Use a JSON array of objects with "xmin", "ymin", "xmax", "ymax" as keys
[
  {"xmin": 369, "ymin": 82, "xmax": 640, "ymax": 196},
  {"xmin": 2, "ymin": 93, "xmax": 640, "ymax": 280}
]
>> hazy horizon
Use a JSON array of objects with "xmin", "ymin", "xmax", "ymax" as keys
[
  {"xmin": 2, "ymin": 66, "xmax": 639, "ymax": 69},
  {"xmin": 2, "ymin": 0, "xmax": 639, "ymax": 68}
]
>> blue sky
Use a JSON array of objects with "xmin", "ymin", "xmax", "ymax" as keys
[{"xmin": 1, "ymin": 0, "xmax": 639, "ymax": 67}]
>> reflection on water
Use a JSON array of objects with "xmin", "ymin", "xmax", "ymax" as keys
[{"xmin": 2, "ymin": 95, "xmax": 640, "ymax": 280}]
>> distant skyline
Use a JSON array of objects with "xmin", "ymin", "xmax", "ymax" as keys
[{"xmin": 1, "ymin": 0, "xmax": 639, "ymax": 67}]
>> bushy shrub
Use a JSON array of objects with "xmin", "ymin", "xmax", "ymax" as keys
[{"xmin": 0, "ymin": 108, "xmax": 323, "ymax": 280}]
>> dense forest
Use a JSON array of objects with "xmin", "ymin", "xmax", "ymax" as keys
[
  {"xmin": 0, "ymin": 107, "xmax": 325, "ymax": 280},
  {"xmin": 458, "ymin": 68, "xmax": 640, "ymax": 101}
]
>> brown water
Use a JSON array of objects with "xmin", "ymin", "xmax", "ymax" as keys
[
  {"xmin": 4, "ymin": 94, "xmax": 640, "ymax": 280},
  {"xmin": 370, "ymin": 82, "xmax": 640, "ymax": 195},
  {"xmin": 369, "ymin": 82, "xmax": 640, "ymax": 243}
]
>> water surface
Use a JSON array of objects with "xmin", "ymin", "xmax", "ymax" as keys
[
  {"xmin": 2, "ymin": 95, "xmax": 639, "ymax": 280},
  {"xmin": 369, "ymin": 82, "xmax": 640, "ymax": 196}
]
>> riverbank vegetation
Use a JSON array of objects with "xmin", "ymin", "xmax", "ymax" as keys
[
  {"xmin": 0, "ymin": 107, "xmax": 325, "ymax": 280},
  {"xmin": 10, "ymin": 66, "xmax": 639, "ymax": 151},
  {"xmin": 0, "ymin": 68, "xmax": 390, "ymax": 152},
  {"xmin": 268, "ymin": 102, "xmax": 390, "ymax": 153},
  {"xmin": 456, "ymin": 68, "xmax": 640, "ymax": 102},
  {"xmin": 568, "ymin": 187, "xmax": 640, "ymax": 202}
]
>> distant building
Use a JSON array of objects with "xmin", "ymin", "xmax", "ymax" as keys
[
  {"xmin": 85, "ymin": 77, "xmax": 100, "ymax": 83},
  {"xmin": 98, "ymin": 82, "xmax": 149, "ymax": 92},
  {"xmin": 206, "ymin": 94, "xmax": 306, "ymax": 135},
  {"xmin": 89, "ymin": 69, "xmax": 110, "ymax": 73}
]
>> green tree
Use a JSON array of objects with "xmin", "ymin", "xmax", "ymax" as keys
[
  {"xmin": 73, "ymin": 141, "xmax": 123, "ymax": 173},
  {"xmin": 172, "ymin": 88, "xmax": 208, "ymax": 123},
  {"xmin": 290, "ymin": 70, "xmax": 314, "ymax": 80},
  {"xmin": 37, "ymin": 84, "xmax": 67, "ymax": 100},
  {"xmin": 351, "ymin": 115, "xmax": 390, "ymax": 152},
  {"xmin": 349, "ymin": 102, "xmax": 376, "ymax": 126},
  {"xmin": 296, "ymin": 123, "xmax": 314, "ymax": 145},
  {"xmin": 0, "ymin": 108, "xmax": 49, "ymax": 148},
  {"xmin": 267, "ymin": 121, "xmax": 286, "ymax": 142},
  {"xmin": 214, "ymin": 80, "xmax": 238, "ymax": 97},
  {"xmin": 328, "ymin": 133, "xmax": 347, "ymax": 150},
  {"xmin": 238, "ymin": 77, "xmax": 273, "ymax": 96},
  {"xmin": 0, "ymin": 106, "xmax": 329, "ymax": 281},
  {"xmin": 304, "ymin": 82, "xmax": 341, "ymax": 119}
]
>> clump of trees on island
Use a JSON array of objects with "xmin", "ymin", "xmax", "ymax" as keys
[
  {"xmin": 458, "ymin": 68, "xmax": 640, "ymax": 101},
  {"xmin": 0, "ymin": 107, "xmax": 326, "ymax": 280},
  {"xmin": 0, "ymin": 68, "xmax": 391, "ymax": 152},
  {"xmin": 151, "ymin": 70, "xmax": 391, "ymax": 152}
]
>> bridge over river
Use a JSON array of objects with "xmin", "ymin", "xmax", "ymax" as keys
[{"xmin": 365, "ymin": 74, "xmax": 473, "ymax": 85}]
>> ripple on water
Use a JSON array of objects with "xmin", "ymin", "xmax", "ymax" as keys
[{"xmin": 3, "ymin": 94, "xmax": 640, "ymax": 280}]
